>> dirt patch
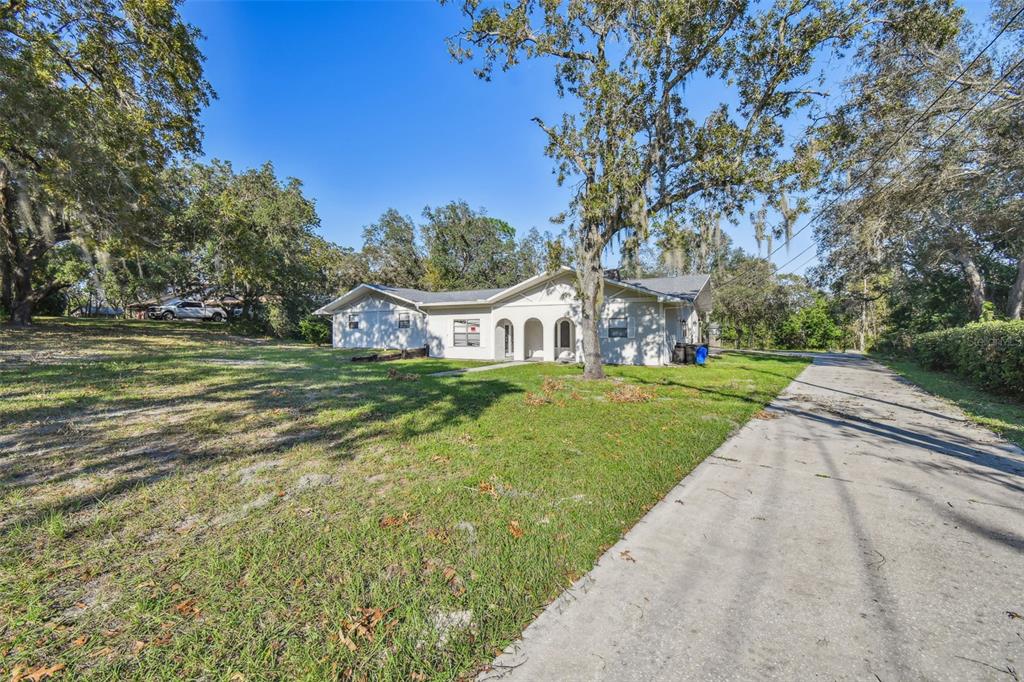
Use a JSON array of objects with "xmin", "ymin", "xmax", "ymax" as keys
[
  {"xmin": 236, "ymin": 459, "xmax": 284, "ymax": 484},
  {"xmin": 293, "ymin": 473, "xmax": 333, "ymax": 492},
  {"xmin": 431, "ymin": 609, "xmax": 476, "ymax": 647}
]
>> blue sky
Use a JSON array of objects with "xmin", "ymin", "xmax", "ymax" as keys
[{"xmin": 180, "ymin": 0, "xmax": 991, "ymax": 276}]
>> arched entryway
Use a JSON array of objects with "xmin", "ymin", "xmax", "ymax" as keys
[
  {"xmin": 495, "ymin": 319, "xmax": 514, "ymax": 360},
  {"xmin": 554, "ymin": 317, "xmax": 576, "ymax": 360},
  {"xmin": 524, "ymin": 318, "xmax": 544, "ymax": 360}
]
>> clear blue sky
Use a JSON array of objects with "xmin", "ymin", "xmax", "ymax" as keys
[{"xmin": 180, "ymin": 0, "xmax": 992, "ymax": 276}]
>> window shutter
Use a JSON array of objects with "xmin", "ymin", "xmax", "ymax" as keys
[{"xmin": 627, "ymin": 310, "xmax": 636, "ymax": 339}]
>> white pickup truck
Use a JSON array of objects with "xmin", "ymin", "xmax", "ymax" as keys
[{"xmin": 147, "ymin": 300, "xmax": 228, "ymax": 322}]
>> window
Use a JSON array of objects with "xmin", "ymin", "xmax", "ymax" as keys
[
  {"xmin": 453, "ymin": 318, "xmax": 481, "ymax": 347},
  {"xmin": 397, "ymin": 312, "xmax": 411, "ymax": 329},
  {"xmin": 557, "ymin": 320, "xmax": 572, "ymax": 347},
  {"xmin": 179, "ymin": 301, "xmax": 200, "ymax": 308},
  {"xmin": 348, "ymin": 314, "xmax": 359, "ymax": 330},
  {"xmin": 608, "ymin": 316, "xmax": 628, "ymax": 338}
]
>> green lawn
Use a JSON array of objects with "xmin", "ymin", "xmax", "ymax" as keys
[
  {"xmin": 879, "ymin": 356, "xmax": 1024, "ymax": 450},
  {"xmin": 0, "ymin": 319, "xmax": 807, "ymax": 680}
]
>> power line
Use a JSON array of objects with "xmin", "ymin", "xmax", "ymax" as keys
[
  {"xmin": 714, "ymin": 26, "xmax": 1024, "ymax": 292},
  {"xmin": 714, "ymin": 4, "xmax": 1024, "ymax": 290}
]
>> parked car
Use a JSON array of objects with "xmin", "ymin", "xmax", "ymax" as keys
[{"xmin": 147, "ymin": 300, "xmax": 228, "ymax": 322}]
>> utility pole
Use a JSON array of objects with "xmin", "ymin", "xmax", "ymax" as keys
[{"xmin": 860, "ymin": 277, "xmax": 867, "ymax": 352}]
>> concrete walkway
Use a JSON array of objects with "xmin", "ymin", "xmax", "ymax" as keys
[
  {"xmin": 484, "ymin": 355, "xmax": 1024, "ymax": 681},
  {"xmin": 428, "ymin": 361, "xmax": 525, "ymax": 377}
]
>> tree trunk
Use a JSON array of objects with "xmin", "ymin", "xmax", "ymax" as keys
[
  {"xmin": 0, "ymin": 161, "xmax": 74, "ymax": 326},
  {"xmin": 955, "ymin": 251, "xmax": 985, "ymax": 321},
  {"xmin": 576, "ymin": 224, "xmax": 605, "ymax": 380},
  {"xmin": 10, "ymin": 264, "xmax": 37, "ymax": 326},
  {"xmin": 1, "ymin": 253, "xmax": 10, "ymax": 315},
  {"xmin": 1007, "ymin": 255, "xmax": 1024, "ymax": 320},
  {"xmin": 0, "ymin": 161, "xmax": 12, "ymax": 319}
]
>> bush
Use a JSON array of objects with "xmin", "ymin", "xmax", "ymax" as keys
[
  {"xmin": 299, "ymin": 315, "xmax": 331, "ymax": 345},
  {"xmin": 911, "ymin": 321, "xmax": 1024, "ymax": 396},
  {"xmin": 228, "ymin": 314, "xmax": 270, "ymax": 338}
]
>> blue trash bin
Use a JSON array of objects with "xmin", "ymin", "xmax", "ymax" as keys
[{"xmin": 695, "ymin": 345, "xmax": 709, "ymax": 366}]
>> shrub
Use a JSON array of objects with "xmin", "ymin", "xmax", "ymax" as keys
[
  {"xmin": 911, "ymin": 321, "xmax": 1024, "ymax": 396},
  {"xmin": 228, "ymin": 313, "xmax": 270, "ymax": 338},
  {"xmin": 299, "ymin": 315, "xmax": 331, "ymax": 345}
]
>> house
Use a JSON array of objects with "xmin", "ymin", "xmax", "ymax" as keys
[{"xmin": 313, "ymin": 266, "xmax": 712, "ymax": 366}]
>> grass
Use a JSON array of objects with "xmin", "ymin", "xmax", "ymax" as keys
[
  {"xmin": 0, "ymin": 318, "xmax": 808, "ymax": 680},
  {"xmin": 879, "ymin": 356, "xmax": 1024, "ymax": 450}
]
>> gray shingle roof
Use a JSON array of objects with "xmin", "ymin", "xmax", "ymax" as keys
[
  {"xmin": 372, "ymin": 285, "xmax": 507, "ymax": 305},
  {"xmin": 622, "ymin": 274, "xmax": 710, "ymax": 301},
  {"xmin": 336, "ymin": 271, "xmax": 709, "ymax": 310}
]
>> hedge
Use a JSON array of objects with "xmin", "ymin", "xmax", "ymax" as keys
[{"xmin": 911, "ymin": 321, "xmax": 1024, "ymax": 397}]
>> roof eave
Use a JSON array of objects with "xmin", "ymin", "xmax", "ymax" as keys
[{"xmin": 312, "ymin": 283, "xmax": 424, "ymax": 315}]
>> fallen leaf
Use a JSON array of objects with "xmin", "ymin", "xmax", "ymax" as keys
[
  {"xmin": 619, "ymin": 550, "xmax": 637, "ymax": 563},
  {"xmin": 410, "ymin": 673, "xmax": 427, "ymax": 682},
  {"xmin": 508, "ymin": 520, "xmax": 524, "ymax": 538},
  {"xmin": 1008, "ymin": 611, "xmax": 1023, "ymax": 620},
  {"xmin": 172, "ymin": 598, "xmax": 201, "ymax": 618},
  {"xmin": 70, "ymin": 636, "xmax": 88, "ymax": 648},
  {"xmin": 478, "ymin": 481, "xmax": 497, "ymax": 498},
  {"xmin": 380, "ymin": 512, "xmax": 410, "ymax": 528},
  {"xmin": 337, "ymin": 632, "xmax": 358, "ymax": 652},
  {"xmin": 151, "ymin": 631, "xmax": 173, "ymax": 647},
  {"xmin": 16, "ymin": 663, "xmax": 65, "ymax": 682},
  {"xmin": 131, "ymin": 640, "xmax": 147, "ymax": 654}
]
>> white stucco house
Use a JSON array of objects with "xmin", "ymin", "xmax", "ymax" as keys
[{"xmin": 313, "ymin": 267, "xmax": 712, "ymax": 366}]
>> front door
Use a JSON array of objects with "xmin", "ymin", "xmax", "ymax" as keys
[{"xmin": 503, "ymin": 323, "xmax": 514, "ymax": 358}]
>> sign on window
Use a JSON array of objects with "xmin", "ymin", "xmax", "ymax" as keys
[{"xmin": 453, "ymin": 319, "xmax": 481, "ymax": 346}]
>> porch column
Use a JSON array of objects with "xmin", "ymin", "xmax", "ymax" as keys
[
  {"xmin": 544, "ymin": 319, "xmax": 557, "ymax": 362},
  {"xmin": 658, "ymin": 302, "xmax": 667, "ymax": 365},
  {"xmin": 516, "ymin": 322, "xmax": 527, "ymax": 361}
]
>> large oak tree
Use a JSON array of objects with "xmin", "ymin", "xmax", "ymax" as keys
[
  {"xmin": 445, "ymin": 0, "xmax": 876, "ymax": 377},
  {"xmin": 0, "ymin": 0, "xmax": 212, "ymax": 325}
]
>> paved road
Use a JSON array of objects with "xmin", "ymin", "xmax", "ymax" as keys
[{"xmin": 485, "ymin": 355, "xmax": 1024, "ymax": 681}]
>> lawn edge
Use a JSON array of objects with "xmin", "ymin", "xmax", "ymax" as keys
[
  {"xmin": 873, "ymin": 354, "xmax": 1024, "ymax": 451},
  {"xmin": 474, "ymin": 357, "xmax": 812, "ymax": 679}
]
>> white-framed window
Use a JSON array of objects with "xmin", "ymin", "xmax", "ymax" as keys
[
  {"xmin": 453, "ymin": 318, "xmax": 481, "ymax": 347},
  {"xmin": 607, "ymin": 316, "xmax": 628, "ymax": 338},
  {"xmin": 397, "ymin": 311, "xmax": 411, "ymax": 329},
  {"xmin": 347, "ymin": 314, "xmax": 359, "ymax": 330}
]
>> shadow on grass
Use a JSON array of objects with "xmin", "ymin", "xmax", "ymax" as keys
[{"xmin": 0, "ymin": 323, "xmax": 520, "ymax": 530}]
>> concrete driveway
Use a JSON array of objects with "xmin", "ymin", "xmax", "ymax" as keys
[{"xmin": 484, "ymin": 355, "xmax": 1024, "ymax": 681}]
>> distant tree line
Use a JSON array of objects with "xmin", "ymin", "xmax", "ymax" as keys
[
  {"xmin": 811, "ymin": 0, "xmax": 1023, "ymax": 349},
  {"xmin": 1, "ymin": 154, "xmax": 562, "ymax": 338},
  {"xmin": 354, "ymin": 201, "xmax": 561, "ymax": 293},
  {"xmin": 619, "ymin": 230, "xmax": 847, "ymax": 351}
]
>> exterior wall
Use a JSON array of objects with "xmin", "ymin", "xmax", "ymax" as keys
[
  {"xmin": 489, "ymin": 272, "xmax": 583, "ymax": 362},
  {"xmin": 326, "ymin": 272, "xmax": 704, "ymax": 366},
  {"xmin": 598, "ymin": 298, "xmax": 665, "ymax": 366},
  {"xmin": 664, "ymin": 303, "xmax": 700, "ymax": 347},
  {"xmin": 331, "ymin": 293, "xmax": 427, "ymax": 350},
  {"xmin": 483, "ymin": 273, "xmax": 665, "ymax": 365},
  {"xmin": 422, "ymin": 307, "xmax": 494, "ymax": 360}
]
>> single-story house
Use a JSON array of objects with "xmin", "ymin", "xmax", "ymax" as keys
[{"xmin": 313, "ymin": 266, "xmax": 712, "ymax": 366}]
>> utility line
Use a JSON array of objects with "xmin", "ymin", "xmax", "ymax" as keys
[{"xmin": 713, "ymin": 22, "xmax": 1024, "ymax": 292}]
